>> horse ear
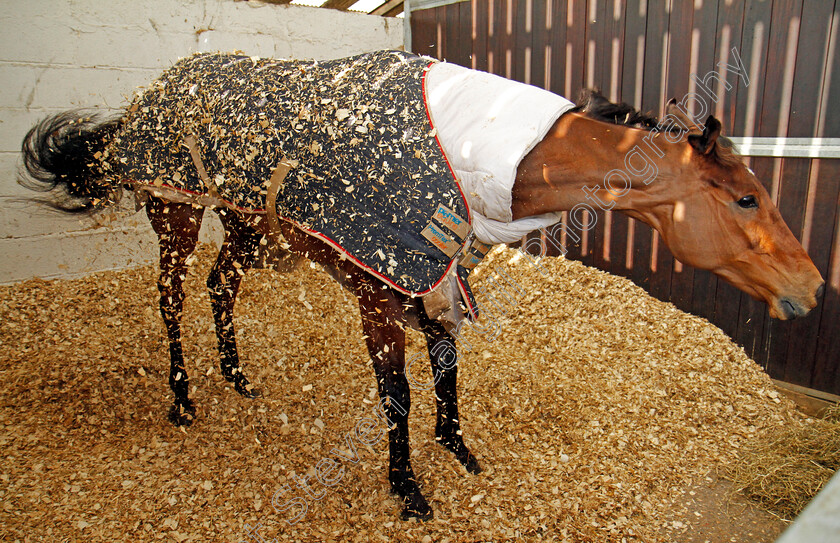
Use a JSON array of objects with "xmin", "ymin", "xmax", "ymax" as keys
[
  {"xmin": 664, "ymin": 99, "xmax": 702, "ymax": 132},
  {"xmin": 687, "ymin": 116, "xmax": 722, "ymax": 155}
]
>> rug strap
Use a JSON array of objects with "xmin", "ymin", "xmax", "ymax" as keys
[
  {"xmin": 265, "ymin": 160, "xmax": 296, "ymax": 235},
  {"xmin": 459, "ymin": 236, "xmax": 494, "ymax": 270},
  {"xmin": 183, "ymin": 134, "xmax": 221, "ymax": 200}
]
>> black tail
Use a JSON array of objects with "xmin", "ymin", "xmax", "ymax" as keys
[{"xmin": 20, "ymin": 110, "xmax": 123, "ymax": 213}]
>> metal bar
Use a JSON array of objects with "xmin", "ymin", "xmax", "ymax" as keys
[
  {"xmin": 403, "ymin": 0, "xmax": 411, "ymax": 51},
  {"xmin": 729, "ymin": 137, "xmax": 840, "ymax": 158}
]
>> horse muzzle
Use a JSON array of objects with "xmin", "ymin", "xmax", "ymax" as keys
[{"xmin": 771, "ymin": 282, "xmax": 825, "ymax": 320}]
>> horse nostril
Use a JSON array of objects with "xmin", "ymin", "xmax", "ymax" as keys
[
  {"xmin": 816, "ymin": 283, "xmax": 826, "ymax": 299},
  {"xmin": 780, "ymin": 299, "xmax": 798, "ymax": 320}
]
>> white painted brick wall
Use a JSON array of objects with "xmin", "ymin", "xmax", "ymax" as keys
[{"xmin": 1, "ymin": 0, "xmax": 403, "ymax": 284}]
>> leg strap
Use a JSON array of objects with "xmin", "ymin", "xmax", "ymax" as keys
[
  {"xmin": 183, "ymin": 134, "xmax": 221, "ymax": 200},
  {"xmin": 265, "ymin": 160, "xmax": 296, "ymax": 235}
]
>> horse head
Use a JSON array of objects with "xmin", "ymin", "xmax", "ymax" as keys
[
  {"xmin": 517, "ymin": 91, "xmax": 824, "ymax": 320},
  {"xmin": 644, "ymin": 113, "xmax": 824, "ymax": 320}
]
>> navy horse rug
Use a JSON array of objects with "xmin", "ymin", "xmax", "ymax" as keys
[{"xmin": 104, "ymin": 50, "xmax": 574, "ymax": 314}]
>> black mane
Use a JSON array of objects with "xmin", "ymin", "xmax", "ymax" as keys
[
  {"xmin": 571, "ymin": 89, "xmax": 662, "ymax": 130},
  {"xmin": 571, "ymin": 88, "xmax": 738, "ymax": 162}
]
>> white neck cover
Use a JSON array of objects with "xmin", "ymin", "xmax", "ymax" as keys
[{"xmin": 424, "ymin": 62, "xmax": 575, "ymax": 244}]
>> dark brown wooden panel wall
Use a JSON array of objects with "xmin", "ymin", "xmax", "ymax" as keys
[{"xmin": 412, "ymin": 0, "xmax": 840, "ymax": 396}]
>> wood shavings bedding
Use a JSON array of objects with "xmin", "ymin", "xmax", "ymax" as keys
[{"xmin": 0, "ymin": 245, "xmax": 800, "ymax": 542}]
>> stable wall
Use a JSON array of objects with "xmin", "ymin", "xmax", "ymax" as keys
[{"xmin": 0, "ymin": 0, "xmax": 403, "ymax": 284}]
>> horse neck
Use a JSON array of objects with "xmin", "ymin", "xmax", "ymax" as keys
[{"xmin": 511, "ymin": 112, "xmax": 685, "ymax": 230}]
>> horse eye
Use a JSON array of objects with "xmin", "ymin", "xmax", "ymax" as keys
[{"xmin": 737, "ymin": 195, "xmax": 758, "ymax": 209}]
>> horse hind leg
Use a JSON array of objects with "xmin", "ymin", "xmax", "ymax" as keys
[
  {"xmin": 146, "ymin": 197, "xmax": 204, "ymax": 426},
  {"xmin": 419, "ymin": 313, "xmax": 482, "ymax": 474},
  {"xmin": 207, "ymin": 208, "xmax": 261, "ymax": 398}
]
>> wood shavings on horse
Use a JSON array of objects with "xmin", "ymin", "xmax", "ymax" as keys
[
  {"xmin": 104, "ymin": 50, "xmax": 470, "ymax": 297},
  {"xmin": 0, "ymin": 245, "xmax": 803, "ymax": 542}
]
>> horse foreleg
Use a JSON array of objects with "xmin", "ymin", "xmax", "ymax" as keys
[
  {"xmin": 419, "ymin": 313, "xmax": 482, "ymax": 474},
  {"xmin": 356, "ymin": 282, "xmax": 432, "ymax": 520},
  {"xmin": 207, "ymin": 208, "xmax": 261, "ymax": 398},
  {"xmin": 146, "ymin": 197, "xmax": 204, "ymax": 426}
]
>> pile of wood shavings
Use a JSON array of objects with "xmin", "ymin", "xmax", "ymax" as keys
[{"xmin": 0, "ymin": 244, "xmax": 800, "ymax": 542}]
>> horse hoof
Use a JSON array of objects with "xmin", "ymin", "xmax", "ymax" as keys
[
  {"xmin": 390, "ymin": 479, "xmax": 433, "ymax": 521},
  {"xmin": 233, "ymin": 377, "xmax": 261, "ymax": 399},
  {"xmin": 168, "ymin": 402, "xmax": 195, "ymax": 427},
  {"xmin": 437, "ymin": 437, "xmax": 482, "ymax": 474},
  {"xmin": 462, "ymin": 454, "xmax": 482, "ymax": 475},
  {"xmin": 400, "ymin": 497, "xmax": 433, "ymax": 521},
  {"xmin": 222, "ymin": 368, "xmax": 261, "ymax": 399}
]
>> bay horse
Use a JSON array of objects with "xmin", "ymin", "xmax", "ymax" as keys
[{"xmin": 20, "ymin": 59, "xmax": 823, "ymax": 520}]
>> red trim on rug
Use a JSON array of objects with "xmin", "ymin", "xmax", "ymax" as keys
[
  {"xmin": 127, "ymin": 179, "xmax": 455, "ymax": 297},
  {"xmin": 126, "ymin": 64, "xmax": 469, "ymax": 298},
  {"xmin": 421, "ymin": 60, "xmax": 472, "ymax": 222},
  {"xmin": 280, "ymin": 217, "xmax": 457, "ymax": 297},
  {"xmin": 131, "ymin": 180, "xmax": 267, "ymax": 213}
]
